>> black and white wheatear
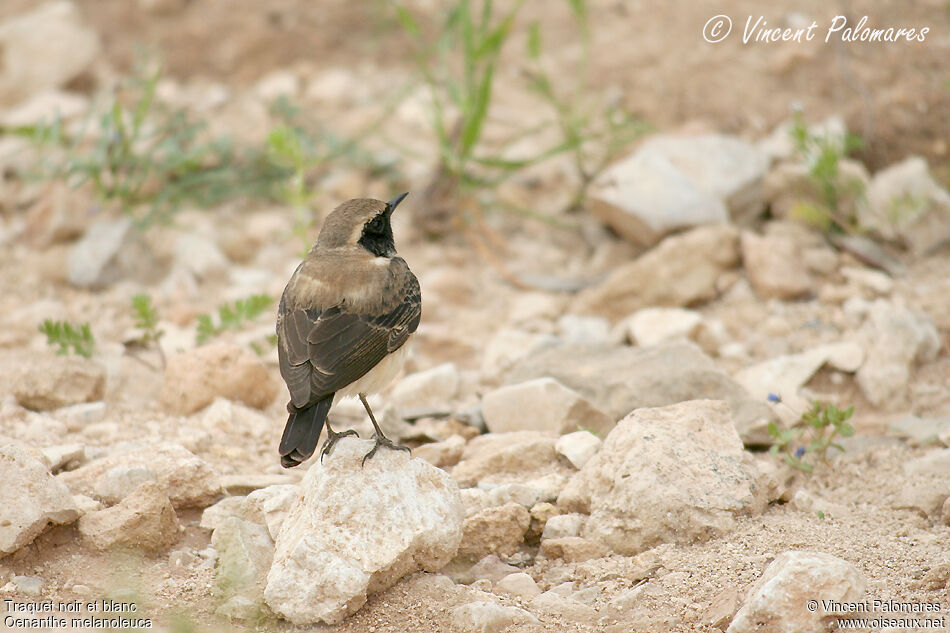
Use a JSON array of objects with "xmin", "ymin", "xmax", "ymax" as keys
[{"xmin": 276, "ymin": 193, "xmax": 420, "ymax": 468}]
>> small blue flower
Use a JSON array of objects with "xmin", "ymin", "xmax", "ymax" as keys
[
  {"xmin": 794, "ymin": 446, "xmax": 806, "ymax": 458},
  {"xmin": 767, "ymin": 393, "xmax": 782, "ymax": 403}
]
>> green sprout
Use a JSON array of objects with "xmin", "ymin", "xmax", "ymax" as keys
[
  {"xmin": 196, "ymin": 294, "xmax": 275, "ymax": 345},
  {"xmin": 8, "ymin": 65, "xmax": 291, "ymax": 229},
  {"xmin": 788, "ymin": 112, "xmax": 866, "ymax": 234},
  {"xmin": 39, "ymin": 320, "xmax": 95, "ymax": 358},
  {"xmin": 131, "ymin": 293, "xmax": 163, "ymax": 346}
]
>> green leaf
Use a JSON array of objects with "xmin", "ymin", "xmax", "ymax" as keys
[
  {"xmin": 837, "ymin": 423, "xmax": 855, "ymax": 437},
  {"xmin": 39, "ymin": 319, "xmax": 95, "ymax": 358},
  {"xmin": 196, "ymin": 294, "xmax": 275, "ymax": 346},
  {"xmin": 130, "ymin": 293, "xmax": 163, "ymax": 345},
  {"xmin": 458, "ymin": 63, "xmax": 495, "ymax": 158},
  {"xmin": 196, "ymin": 314, "xmax": 214, "ymax": 345},
  {"xmin": 132, "ymin": 294, "xmax": 158, "ymax": 329},
  {"xmin": 394, "ymin": 6, "xmax": 421, "ymax": 38},
  {"xmin": 566, "ymin": 0, "xmax": 587, "ymax": 24},
  {"xmin": 527, "ymin": 21, "xmax": 542, "ymax": 59}
]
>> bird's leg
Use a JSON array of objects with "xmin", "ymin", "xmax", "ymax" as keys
[
  {"xmin": 359, "ymin": 393, "xmax": 410, "ymax": 466},
  {"xmin": 319, "ymin": 419, "xmax": 359, "ymax": 462}
]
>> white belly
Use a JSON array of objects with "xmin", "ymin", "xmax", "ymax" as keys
[{"xmin": 336, "ymin": 343, "xmax": 410, "ymax": 399}]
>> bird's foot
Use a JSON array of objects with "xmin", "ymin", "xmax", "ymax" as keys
[
  {"xmin": 361, "ymin": 434, "xmax": 411, "ymax": 467},
  {"xmin": 320, "ymin": 428, "xmax": 359, "ymax": 462}
]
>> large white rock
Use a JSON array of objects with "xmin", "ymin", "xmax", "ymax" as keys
[
  {"xmin": 727, "ymin": 551, "xmax": 866, "ymax": 633},
  {"xmin": 264, "ymin": 438, "xmax": 464, "ymax": 625},
  {"xmin": 77, "ymin": 480, "xmax": 180, "ymax": 552},
  {"xmin": 481, "ymin": 378, "xmax": 613, "ymax": 437},
  {"xmin": 558, "ymin": 400, "xmax": 764, "ymax": 555},
  {"xmin": 506, "ymin": 341, "xmax": 773, "ymax": 444},
  {"xmin": 160, "ymin": 342, "xmax": 278, "ymax": 414},
  {"xmin": 589, "ymin": 134, "xmax": 768, "ymax": 245},
  {"xmin": 0, "ymin": 1, "xmax": 101, "ymax": 106},
  {"xmin": 571, "ymin": 224, "xmax": 740, "ymax": 320},
  {"xmin": 589, "ymin": 148, "xmax": 728, "ymax": 246},
  {"xmin": 855, "ymin": 300, "xmax": 940, "ymax": 407},
  {"xmin": 58, "ymin": 442, "xmax": 223, "ymax": 509},
  {"xmin": 0, "ymin": 444, "xmax": 80, "ymax": 555},
  {"xmin": 12, "ymin": 354, "xmax": 105, "ymax": 411}
]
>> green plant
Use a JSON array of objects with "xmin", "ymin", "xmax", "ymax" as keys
[
  {"xmin": 123, "ymin": 293, "xmax": 166, "ymax": 369},
  {"xmin": 789, "ymin": 112, "xmax": 866, "ymax": 233},
  {"xmin": 196, "ymin": 294, "xmax": 275, "ymax": 344},
  {"xmin": 130, "ymin": 293, "xmax": 163, "ymax": 346},
  {"xmin": 9, "ymin": 66, "xmax": 290, "ymax": 228},
  {"xmin": 393, "ymin": 0, "xmax": 648, "ymax": 234},
  {"xmin": 768, "ymin": 400, "xmax": 855, "ymax": 473},
  {"xmin": 394, "ymin": 1, "xmax": 593, "ymax": 233},
  {"xmin": 39, "ymin": 320, "xmax": 95, "ymax": 358}
]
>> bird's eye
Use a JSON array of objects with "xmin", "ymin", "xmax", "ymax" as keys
[{"xmin": 368, "ymin": 215, "xmax": 384, "ymax": 232}]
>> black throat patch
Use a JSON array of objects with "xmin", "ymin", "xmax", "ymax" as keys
[{"xmin": 358, "ymin": 213, "xmax": 396, "ymax": 257}]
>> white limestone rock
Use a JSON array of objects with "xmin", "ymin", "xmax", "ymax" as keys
[
  {"xmin": 855, "ymin": 300, "xmax": 940, "ymax": 408},
  {"xmin": 0, "ymin": 444, "xmax": 80, "ymax": 555},
  {"xmin": 558, "ymin": 400, "xmax": 764, "ymax": 555},
  {"xmin": 571, "ymin": 224, "xmax": 740, "ymax": 320},
  {"xmin": 264, "ymin": 438, "xmax": 463, "ymax": 625},
  {"xmin": 481, "ymin": 378, "xmax": 613, "ymax": 437},
  {"xmin": 727, "ymin": 551, "xmax": 866, "ymax": 633},
  {"xmin": 451, "ymin": 600, "xmax": 538, "ymax": 633},
  {"xmin": 0, "ymin": 1, "xmax": 101, "ymax": 106},
  {"xmin": 58, "ymin": 442, "xmax": 223, "ymax": 509}
]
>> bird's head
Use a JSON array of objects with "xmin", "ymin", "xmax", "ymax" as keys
[{"xmin": 315, "ymin": 192, "xmax": 409, "ymax": 257}]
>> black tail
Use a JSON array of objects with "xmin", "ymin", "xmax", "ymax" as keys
[{"xmin": 279, "ymin": 395, "xmax": 333, "ymax": 468}]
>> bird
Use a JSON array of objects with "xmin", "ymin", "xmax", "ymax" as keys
[{"xmin": 275, "ymin": 192, "xmax": 421, "ymax": 468}]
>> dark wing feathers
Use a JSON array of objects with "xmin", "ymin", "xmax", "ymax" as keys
[{"xmin": 277, "ymin": 270, "xmax": 420, "ymax": 409}]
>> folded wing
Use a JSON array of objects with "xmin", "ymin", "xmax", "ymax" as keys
[{"xmin": 277, "ymin": 270, "xmax": 421, "ymax": 409}]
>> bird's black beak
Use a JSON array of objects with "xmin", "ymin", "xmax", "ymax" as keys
[{"xmin": 385, "ymin": 192, "xmax": 409, "ymax": 217}]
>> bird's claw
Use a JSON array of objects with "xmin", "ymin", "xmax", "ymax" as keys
[
  {"xmin": 361, "ymin": 434, "xmax": 411, "ymax": 467},
  {"xmin": 320, "ymin": 428, "xmax": 359, "ymax": 462}
]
